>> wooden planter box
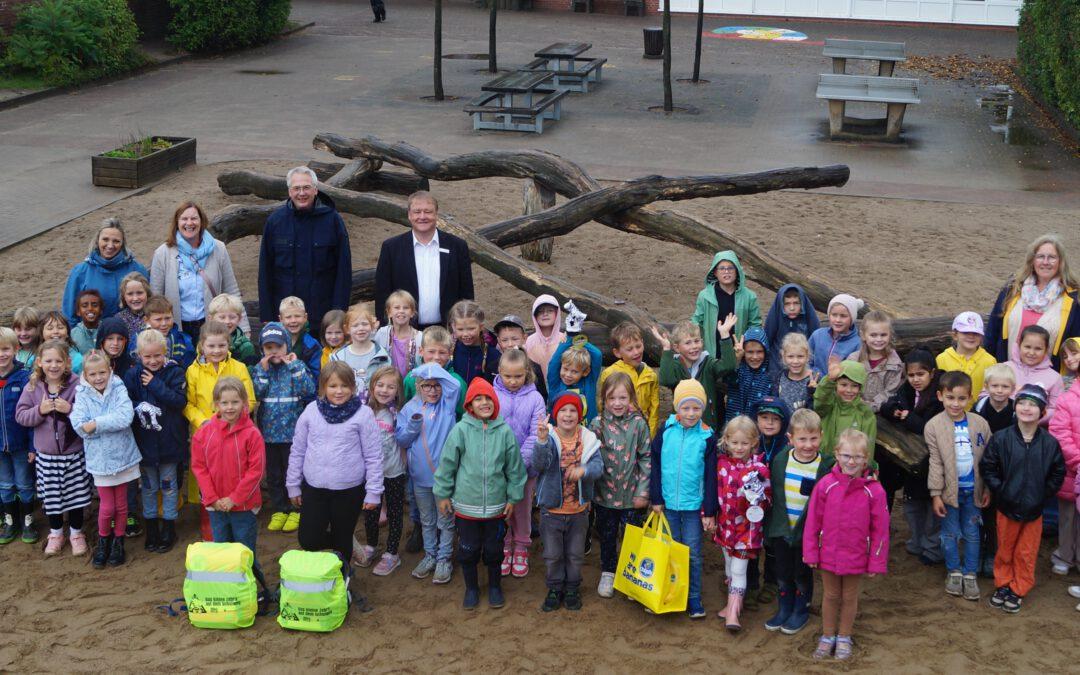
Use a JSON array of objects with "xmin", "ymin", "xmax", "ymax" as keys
[{"xmin": 92, "ymin": 136, "xmax": 196, "ymax": 188}]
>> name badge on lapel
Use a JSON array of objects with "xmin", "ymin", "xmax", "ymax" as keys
[{"xmin": 439, "ymin": 248, "xmax": 450, "ymax": 254}]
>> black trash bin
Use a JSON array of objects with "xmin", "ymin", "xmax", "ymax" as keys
[{"xmin": 643, "ymin": 27, "xmax": 663, "ymax": 59}]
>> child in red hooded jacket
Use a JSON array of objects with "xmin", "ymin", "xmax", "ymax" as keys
[
  {"xmin": 803, "ymin": 428, "xmax": 889, "ymax": 662},
  {"xmin": 190, "ymin": 376, "xmax": 270, "ymax": 610}
]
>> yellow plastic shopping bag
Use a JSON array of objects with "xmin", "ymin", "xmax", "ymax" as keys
[{"xmin": 613, "ymin": 511, "xmax": 689, "ymax": 613}]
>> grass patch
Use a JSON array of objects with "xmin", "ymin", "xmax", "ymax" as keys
[{"xmin": 0, "ymin": 72, "xmax": 47, "ymax": 91}]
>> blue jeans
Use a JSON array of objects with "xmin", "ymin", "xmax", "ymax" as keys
[
  {"xmin": 664, "ymin": 508, "xmax": 703, "ymax": 602},
  {"xmin": 412, "ymin": 484, "xmax": 455, "ymax": 562},
  {"xmin": 207, "ymin": 510, "xmax": 267, "ymax": 590},
  {"xmin": 941, "ymin": 489, "xmax": 981, "ymax": 575},
  {"xmin": 141, "ymin": 463, "xmax": 179, "ymax": 520},
  {"xmin": 0, "ymin": 451, "xmax": 34, "ymax": 504}
]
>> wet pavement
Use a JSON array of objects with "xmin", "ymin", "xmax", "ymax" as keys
[{"xmin": 0, "ymin": 0, "xmax": 1076, "ymax": 249}]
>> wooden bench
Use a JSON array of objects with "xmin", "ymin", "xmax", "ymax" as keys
[
  {"xmin": 464, "ymin": 88, "xmax": 569, "ymax": 134},
  {"xmin": 521, "ymin": 57, "xmax": 607, "ymax": 93},
  {"xmin": 823, "ymin": 39, "xmax": 906, "ymax": 77},
  {"xmin": 815, "ymin": 74, "xmax": 920, "ymax": 141}
]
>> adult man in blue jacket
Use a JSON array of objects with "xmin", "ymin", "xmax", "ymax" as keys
[{"xmin": 258, "ymin": 167, "xmax": 352, "ymax": 323}]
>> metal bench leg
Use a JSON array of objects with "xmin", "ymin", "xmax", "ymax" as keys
[
  {"xmin": 828, "ymin": 100, "xmax": 845, "ymax": 138},
  {"xmin": 878, "ymin": 61, "xmax": 895, "ymax": 77},
  {"xmin": 885, "ymin": 103, "xmax": 907, "ymax": 140},
  {"xmin": 832, "ymin": 57, "xmax": 846, "ymax": 75}
]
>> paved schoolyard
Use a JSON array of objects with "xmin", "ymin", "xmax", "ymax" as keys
[{"xmin": 0, "ymin": 0, "xmax": 1075, "ymax": 249}]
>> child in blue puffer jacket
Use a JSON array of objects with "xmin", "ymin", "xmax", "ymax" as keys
[
  {"xmin": 0, "ymin": 327, "xmax": 33, "ymax": 546},
  {"xmin": 123, "ymin": 329, "xmax": 187, "ymax": 555},
  {"xmin": 71, "ymin": 351, "xmax": 141, "ymax": 569}
]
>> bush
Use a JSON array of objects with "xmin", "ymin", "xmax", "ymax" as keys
[
  {"xmin": 3, "ymin": 0, "xmax": 143, "ymax": 86},
  {"xmin": 1017, "ymin": 0, "xmax": 1080, "ymax": 128},
  {"xmin": 167, "ymin": 0, "xmax": 291, "ymax": 53}
]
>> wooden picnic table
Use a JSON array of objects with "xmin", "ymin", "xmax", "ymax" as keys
[
  {"xmin": 524, "ymin": 42, "xmax": 606, "ymax": 93},
  {"xmin": 823, "ymin": 38, "xmax": 906, "ymax": 77},
  {"xmin": 465, "ymin": 70, "xmax": 567, "ymax": 133}
]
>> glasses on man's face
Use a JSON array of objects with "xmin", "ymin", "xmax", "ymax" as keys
[
  {"xmin": 289, "ymin": 185, "xmax": 316, "ymax": 194},
  {"xmin": 837, "ymin": 453, "xmax": 864, "ymax": 464}
]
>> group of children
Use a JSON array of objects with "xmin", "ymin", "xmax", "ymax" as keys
[{"xmin": 2, "ymin": 246, "xmax": 1080, "ymax": 660}]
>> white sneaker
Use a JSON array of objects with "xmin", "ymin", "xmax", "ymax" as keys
[
  {"xmin": 598, "ymin": 572, "xmax": 615, "ymax": 598},
  {"xmin": 1052, "ymin": 563, "xmax": 1070, "ymax": 576},
  {"xmin": 1068, "ymin": 585, "xmax": 1080, "ymax": 599}
]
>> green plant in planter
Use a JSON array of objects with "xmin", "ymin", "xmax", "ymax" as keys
[{"xmin": 102, "ymin": 137, "xmax": 175, "ymax": 159}]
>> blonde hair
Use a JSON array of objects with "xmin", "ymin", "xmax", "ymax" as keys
[
  {"xmin": 0, "ymin": 327, "xmax": 17, "ymax": 350},
  {"xmin": 1008, "ymin": 234, "xmax": 1078, "ymax": 299},
  {"xmin": 344, "ymin": 302, "xmax": 378, "ymax": 329},
  {"xmin": 90, "ymin": 217, "xmax": 130, "ymax": 257},
  {"xmin": 983, "ymin": 362, "xmax": 1017, "ymax": 387},
  {"xmin": 278, "ymin": 296, "xmax": 306, "ymax": 315},
  {"xmin": 12, "ymin": 307, "xmax": 41, "ymax": 353},
  {"xmin": 788, "ymin": 408, "xmax": 822, "ymax": 433},
  {"xmin": 835, "ymin": 428, "xmax": 869, "ymax": 457},
  {"xmin": 560, "ymin": 346, "xmax": 592, "ymax": 374},
  {"xmin": 781, "ymin": 332, "xmax": 810, "ymax": 356},
  {"xmin": 406, "ymin": 190, "xmax": 439, "ymax": 211},
  {"xmin": 722, "ymin": 415, "xmax": 760, "ymax": 449},
  {"xmin": 117, "ymin": 272, "xmax": 151, "ymax": 310},
  {"xmin": 208, "ymin": 293, "xmax": 244, "ymax": 317},
  {"xmin": 447, "ymin": 300, "xmax": 484, "ymax": 326},
  {"xmin": 421, "ymin": 325, "xmax": 453, "ymax": 350},
  {"xmin": 136, "ymin": 328, "xmax": 168, "ymax": 353},
  {"xmin": 669, "ymin": 320, "xmax": 701, "ymax": 345},
  {"xmin": 385, "ymin": 290, "xmax": 417, "ymax": 315},
  {"xmin": 319, "ymin": 361, "xmax": 356, "ymax": 397},
  {"xmin": 28, "ymin": 340, "xmax": 73, "ymax": 390},
  {"xmin": 610, "ymin": 321, "xmax": 643, "ymax": 350},
  {"xmin": 82, "ymin": 350, "xmax": 112, "ymax": 373},
  {"xmin": 599, "ymin": 370, "xmax": 639, "ymax": 413},
  {"xmin": 498, "ymin": 348, "xmax": 535, "ymax": 385},
  {"xmin": 213, "ymin": 376, "xmax": 248, "ymax": 405},
  {"xmin": 367, "ymin": 365, "xmax": 403, "ymax": 413},
  {"xmin": 198, "ymin": 320, "xmax": 230, "ymax": 349},
  {"xmin": 855, "ymin": 310, "xmax": 894, "ymax": 362},
  {"xmin": 1063, "ymin": 337, "xmax": 1080, "ymax": 355}
]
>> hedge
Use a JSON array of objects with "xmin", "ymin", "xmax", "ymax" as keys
[
  {"xmin": 167, "ymin": 0, "xmax": 291, "ymax": 53},
  {"xmin": 1017, "ymin": 0, "xmax": 1080, "ymax": 129},
  {"xmin": 3, "ymin": 0, "xmax": 143, "ymax": 86}
]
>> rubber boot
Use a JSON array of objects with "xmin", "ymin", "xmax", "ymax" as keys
[
  {"xmin": 20, "ymin": 501, "xmax": 39, "ymax": 544},
  {"xmin": 781, "ymin": 587, "xmax": 811, "ymax": 634},
  {"xmin": 144, "ymin": 518, "xmax": 160, "ymax": 552},
  {"xmin": 157, "ymin": 520, "xmax": 177, "ymax": 553},
  {"xmin": 725, "ymin": 590, "xmax": 744, "ymax": 633},
  {"xmin": 92, "ymin": 535, "xmax": 112, "ymax": 569},
  {"xmin": 107, "ymin": 535, "xmax": 126, "ymax": 566},
  {"xmin": 764, "ymin": 583, "xmax": 795, "ymax": 631}
]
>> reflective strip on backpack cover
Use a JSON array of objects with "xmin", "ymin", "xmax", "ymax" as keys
[
  {"xmin": 183, "ymin": 542, "xmax": 257, "ymax": 630},
  {"xmin": 280, "ymin": 579, "xmax": 337, "ymax": 593}
]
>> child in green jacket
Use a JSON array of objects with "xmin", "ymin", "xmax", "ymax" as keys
[
  {"xmin": 654, "ymin": 317, "xmax": 737, "ymax": 430},
  {"xmin": 434, "ymin": 377, "xmax": 527, "ymax": 611},
  {"xmin": 814, "ymin": 360, "xmax": 877, "ymax": 460}
]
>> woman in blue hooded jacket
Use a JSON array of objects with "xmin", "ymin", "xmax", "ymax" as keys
[{"xmin": 63, "ymin": 219, "xmax": 148, "ymax": 324}]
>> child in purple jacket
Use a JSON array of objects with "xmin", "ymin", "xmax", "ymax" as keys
[
  {"xmin": 803, "ymin": 429, "xmax": 890, "ymax": 662},
  {"xmin": 492, "ymin": 349, "xmax": 546, "ymax": 578}
]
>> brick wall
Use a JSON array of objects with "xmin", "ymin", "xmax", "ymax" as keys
[{"xmin": 0, "ymin": 0, "xmax": 34, "ymax": 32}]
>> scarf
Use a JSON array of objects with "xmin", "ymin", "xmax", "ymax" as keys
[
  {"xmin": 317, "ymin": 395, "xmax": 362, "ymax": 424},
  {"xmin": 176, "ymin": 230, "xmax": 217, "ymax": 275},
  {"xmin": 1020, "ymin": 275, "xmax": 1063, "ymax": 313}
]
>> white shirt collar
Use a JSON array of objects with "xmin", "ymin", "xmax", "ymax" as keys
[{"xmin": 413, "ymin": 230, "xmax": 440, "ymax": 248}]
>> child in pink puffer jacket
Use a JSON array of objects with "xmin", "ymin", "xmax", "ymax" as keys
[
  {"xmin": 803, "ymin": 429, "xmax": 889, "ymax": 662},
  {"xmin": 1049, "ymin": 385, "xmax": 1080, "ymax": 576}
]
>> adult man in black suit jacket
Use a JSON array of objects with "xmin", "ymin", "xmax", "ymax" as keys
[{"xmin": 375, "ymin": 191, "xmax": 474, "ymax": 328}]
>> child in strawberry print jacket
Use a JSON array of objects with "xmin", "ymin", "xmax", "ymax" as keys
[{"xmin": 713, "ymin": 415, "xmax": 771, "ymax": 633}]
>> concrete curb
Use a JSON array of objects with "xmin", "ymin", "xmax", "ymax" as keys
[{"xmin": 0, "ymin": 21, "xmax": 316, "ymax": 114}]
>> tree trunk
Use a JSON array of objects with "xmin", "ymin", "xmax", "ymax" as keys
[
  {"xmin": 662, "ymin": 0, "xmax": 673, "ymax": 112},
  {"xmin": 692, "ymin": 0, "xmax": 703, "ymax": 82},
  {"xmin": 520, "ymin": 179, "xmax": 555, "ymax": 262},
  {"xmin": 434, "ymin": 0, "xmax": 444, "ymax": 100},
  {"xmin": 307, "ymin": 160, "xmax": 430, "ymax": 194},
  {"xmin": 488, "ymin": 0, "xmax": 498, "ymax": 73}
]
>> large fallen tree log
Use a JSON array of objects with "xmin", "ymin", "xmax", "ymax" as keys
[
  {"xmin": 311, "ymin": 133, "xmax": 904, "ymax": 317},
  {"xmin": 307, "ymin": 160, "xmax": 430, "ymax": 194}
]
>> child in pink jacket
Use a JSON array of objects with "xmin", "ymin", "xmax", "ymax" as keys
[
  {"xmin": 803, "ymin": 429, "xmax": 889, "ymax": 662},
  {"xmin": 1049, "ymin": 383, "xmax": 1080, "ymax": 575}
]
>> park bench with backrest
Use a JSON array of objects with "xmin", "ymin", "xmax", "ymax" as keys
[
  {"xmin": 823, "ymin": 39, "xmax": 907, "ymax": 77},
  {"xmin": 815, "ymin": 74, "xmax": 921, "ymax": 141}
]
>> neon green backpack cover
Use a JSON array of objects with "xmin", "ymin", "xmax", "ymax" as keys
[
  {"xmin": 277, "ymin": 550, "xmax": 348, "ymax": 632},
  {"xmin": 183, "ymin": 542, "xmax": 257, "ymax": 629}
]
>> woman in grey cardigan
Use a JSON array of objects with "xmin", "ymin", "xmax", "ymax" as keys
[{"xmin": 149, "ymin": 201, "xmax": 250, "ymax": 340}]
